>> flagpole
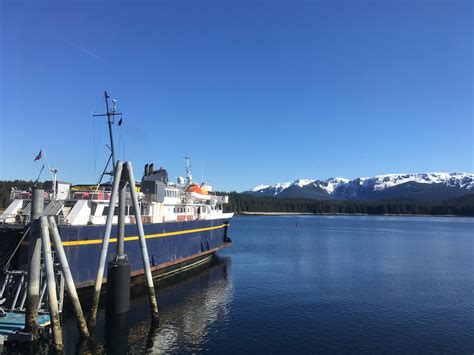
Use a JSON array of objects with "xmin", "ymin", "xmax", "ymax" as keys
[{"xmin": 41, "ymin": 148, "xmax": 57, "ymax": 200}]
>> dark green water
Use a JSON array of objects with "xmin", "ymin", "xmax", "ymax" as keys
[{"xmin": 5, "ymin": 215, "xmax": 474, "ymax": 354}]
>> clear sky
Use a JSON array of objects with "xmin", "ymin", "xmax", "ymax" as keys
[{"xmin": 1, "ymin": 0, "xmax": 472, "ymax": 191}]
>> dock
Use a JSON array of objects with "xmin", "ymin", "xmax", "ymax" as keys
[{"xmin": 0, "ymin": 312, "xmax": 50, "ymax": 345}]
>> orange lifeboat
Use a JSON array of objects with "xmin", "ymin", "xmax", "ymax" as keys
[{"xmin": 186, "ymin": 184, "xmax": 208, "ymax": 195}]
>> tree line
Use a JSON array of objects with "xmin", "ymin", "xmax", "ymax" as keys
[
  {"xmin": 224, "ymin": 192, "xmax": 474, "ymax": 217},
  {"xmin": 0, "ymin": 180, "xmax": 42, "ymax": 209}
]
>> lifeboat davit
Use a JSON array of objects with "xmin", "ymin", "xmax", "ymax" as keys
[{"xmin": 186, "ymin": 184, "xmax": 209, "ymax": 200}]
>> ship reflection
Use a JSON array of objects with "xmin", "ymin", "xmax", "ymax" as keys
[{"xmin": 104, "ymin": 256, "xmax": 233, "ymax": 354}]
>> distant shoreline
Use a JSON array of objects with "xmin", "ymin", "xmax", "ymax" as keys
[{"xmin": 237, "ymin": 211, "xmax": 468, "ymax": 218}]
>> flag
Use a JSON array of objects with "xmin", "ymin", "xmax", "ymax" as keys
[
  {"xmin": 34, "ymin": 150, "xmax": 42, "ymax": 161},
  {"xmin": 118, "ymin": 118, "xmax": 123, "ymax": 126}
]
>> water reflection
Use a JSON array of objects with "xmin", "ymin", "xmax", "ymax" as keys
[
  {"xmin": 1, "ymin": 256, "xmax": 232, "ymax": 354},
  {"xmin": 105, "ymin": 256, "xmax": 233, "ymax": 354},
  {"xmin": 104, "ymin": 313, "xmax": 130, "ymax": 354}
]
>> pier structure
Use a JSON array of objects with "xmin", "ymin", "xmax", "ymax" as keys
[
  {"xmin": 89, "ymin": 160, "xmax": 159, "ymax": 328},
  {"xmin": 0, "ymin": 189, "xmax": 90, "ymax": 348}
]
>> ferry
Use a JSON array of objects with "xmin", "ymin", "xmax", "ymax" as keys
[{"xmin": 0, "ymin": 92, "xmax": 233, "ymax": 289}]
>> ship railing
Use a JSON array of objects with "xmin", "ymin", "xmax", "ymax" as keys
[
  {"xmin": 70, "ymin": 190, "xmax": 139, "ymax": 201},
  {"xmin": 71, "ymin": 191, "xmax": 112, "ymax": 201},
  {"xmin": 9, "ymin": 190, "xmax": 51, "ymax": 201}
]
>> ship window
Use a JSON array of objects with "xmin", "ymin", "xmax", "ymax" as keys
[{"xmin": 102, "ymin": 206, "xmax": 119, "ymax": 216}]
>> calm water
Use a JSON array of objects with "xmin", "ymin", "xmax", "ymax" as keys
[{"xmin": 7, "ymin": 215, "xmax": 474, "ymax": 354}]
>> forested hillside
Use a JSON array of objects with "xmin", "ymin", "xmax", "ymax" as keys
[
  {"xmin": 225, "ymin": 192, "xmax": 474, "ymax": 217},
  {"xmin": 0, "ymin": 180, "xmax": 42, "ymax": 209}
]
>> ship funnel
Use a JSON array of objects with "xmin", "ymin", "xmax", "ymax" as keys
[
  {"xmin": 149, "ymin": 163, "xmax": 154, "ymax": 175},
  {"xmin": 144, "ymin": 164, "xmax": 149, "ymax": 177}
]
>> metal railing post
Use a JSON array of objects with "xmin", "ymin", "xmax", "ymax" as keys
[
  {"xmin": 39, "ymin": 216, "xmax": 63, "ymax": 351},
  {"xmin": 25, "ymin": 189, "xmax": 44, "ymax": 335},
  {"xmin": 89, "ymin": 161, "xmax": 123, "ymax": 329},
  {"xmin": 125, "ymin": 161, "xmax": 159, "ymax": 322},
  {"xmin": 48, "ymin": 216, "xmax": 90, "ymax": 338}
]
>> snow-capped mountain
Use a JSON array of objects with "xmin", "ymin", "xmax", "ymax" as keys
[{"xmin": 246, "ymin": 173, "xmax": 474, "ymax": 200}]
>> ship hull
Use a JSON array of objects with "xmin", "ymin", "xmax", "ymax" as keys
[
  {"xmin": 4, "ymin": 218, "xmax": 231, "ymax": 289},
  {"xmin": 55, "ymin": 218, "xmax": 231, "ymax": 288}
]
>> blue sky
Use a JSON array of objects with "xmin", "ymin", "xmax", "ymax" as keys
[{"xmin": 1, "ymin": 0, "xmax": 472, "ymax": 191}]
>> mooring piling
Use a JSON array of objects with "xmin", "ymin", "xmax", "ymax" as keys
[
  {"xmin": 48, "ymin": 216, "xmax": 90, "ymax": 338},
  {"xmin": 39, "ymin": 216, "xmax": 63, "ymax": 352},
  {"xmin": 89, "ymin": 161, "xmax": 124, "ymax": 328},
  {"xmin": 106, "ymin": 178, "xmax": 131, "ymax": 315},
  {"xmin": 25, "ymin": 189, "xmax": 44, "ymax": 335},
  {"xmin": 125, "ymin": 161, "xmax": 159, "ymax": 322}
]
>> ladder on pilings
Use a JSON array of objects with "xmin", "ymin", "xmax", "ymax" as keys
[
  {"xmin": 0, "ymin": 261, "xmax": 64, "ymax": 345},
  {"xmin": 0, "ymin": 255, "xmax": 64, "ymax": 314}
]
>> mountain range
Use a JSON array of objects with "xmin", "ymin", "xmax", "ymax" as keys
[{"xmin": 245, "ymin": 173, "xmax": 474, "ymax": 201}]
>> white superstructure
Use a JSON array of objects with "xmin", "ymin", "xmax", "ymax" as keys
[{"xmin": 0, "ymin": 163, "xmax": 233, "ymax": 227}]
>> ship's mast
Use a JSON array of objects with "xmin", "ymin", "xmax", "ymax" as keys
[
  {"xmin": 94, "ymin": 91, "xmax": 122, "ymax": 176},
  {"xmin": 104, "ymin": 92, "xmax": 116, "ymax": 169},
  {"xmin": 184, "ymin": 154, "xmax": 193, "ymax": 185}
]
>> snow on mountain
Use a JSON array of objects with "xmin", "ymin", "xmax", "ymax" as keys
[
  {"xmin": 360, "ymin": 173, "xmax": 474, "ymax": 191},
  {"xmin": 317, "ymin": 177, "xmax": 350, "ymax": 194},
  {"xmin": 294, "ymin": 179, "xmax": 316, "ymax": 187},
  {"xmin": 246, "ymin": 173, "xmax": 474, "ymax": 200},
  {"xmin": 251, "ymin": 184, "xmax": 271, "ymax": 192}
]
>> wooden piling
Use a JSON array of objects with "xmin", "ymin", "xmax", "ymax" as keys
[
  {"xmin": 125, "ymin": 161, "xmax": 159, "ymax": 322},
  {"xmin": 89, "ymin": 161, "xmax": 124, "ymax": 329},
  {"xmin": 39, "ymin": 216, "xmax": 63, "ymax": 352},
  {"xmin": 48, "ymin": 216, "xmax": 90, "ymax": 338},
  {"xmin": 25, "ymin": 189, "xmax": 44, "ymax": 335}
]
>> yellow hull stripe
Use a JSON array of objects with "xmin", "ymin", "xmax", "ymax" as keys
[{"xmin": 61, "ymin": 223, "xmax": 229, "ymax": 247}]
